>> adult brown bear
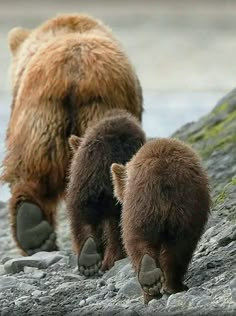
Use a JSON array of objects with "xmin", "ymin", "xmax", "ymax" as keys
[
  {"xmin": 111, "ymin": 138, "xmax": 211, "ymax": 303},
  {"xmin": 1, "ymin": 14, "xmax": 143, "ymax": 255},
  {"xmin": 66, "ymin": 109, "xmax": 145, "ymax": 274}
]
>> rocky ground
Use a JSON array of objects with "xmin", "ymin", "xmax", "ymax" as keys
[{"xmin": 0, "ymin": 90, "xmax": 236, "ymax": 315}]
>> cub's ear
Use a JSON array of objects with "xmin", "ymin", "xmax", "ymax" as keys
[
  {"xmin": 69, "ymin": 135, "xmax": 82, "ymax": 153},
  {"xmin": 8, "ymin": 27, "xmax": 31, "ymax": 54},
  {"xmin": 111, "ymin": 163, "xmax": 127, "ymax": 203}
]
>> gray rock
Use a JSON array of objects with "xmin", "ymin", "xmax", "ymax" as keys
[
  {"xmin": 79, "ymin": 299, "xmax": 86, "ymax": 307},
  {"xmin": 0, "ymin": 264, "xmax": 5, "ymax": 276},
  {"xmin": 117, "ymin": 277, "xmax": 142, "ymax": 298},
  {"xmin": 4, "ymin": 252, "xmax": 64, "ymax": 273},
  {"xmin": 39, "ymin": 296, "xmax": 51, "ymax": 304},
  {"xmin": 14, "ymin": 295, "xmax": 30, "ymax": 307},
  {"xmin": 32, "ymin": 290, "xmax": 42, "ymax": 297},
  {"xmin": 107, "ymin": 283, "xmax": 116, "ymax": 292},
  {"xmin": 230, "ymin": 278, "xmax": 236, "ymax": 303}
]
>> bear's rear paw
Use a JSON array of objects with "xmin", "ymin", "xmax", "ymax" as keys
[
  {"xmin": 16, "ymin": 202, "xmax": 57, "ymax": 255},
  {"xmin": 78, "ymin": 237, "xmax": 102, "ymax": 277},
  {"xmin": 138, "ymin": 254, "xmax": 164, "ymax": 303}
]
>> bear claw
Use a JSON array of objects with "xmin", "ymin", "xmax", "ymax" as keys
[
  {"xmin": 16, "ymin": 202, "xmax": 57, "ymax": 255},
  {"xmin": 78, "ymin": 237, "xmax": 102, "ymax": 277},
  {"xmin": 138, "ymin": 254, "xmax": 164, "ymax": 302}
]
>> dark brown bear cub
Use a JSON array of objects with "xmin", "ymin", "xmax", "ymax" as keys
[
  {"xmin": 111, "ymin": 138, "xmax": 211, "ymax": 303},
  {"xmin": 66, "ymin": 109, "xmax": 146, "ymax": 275}
]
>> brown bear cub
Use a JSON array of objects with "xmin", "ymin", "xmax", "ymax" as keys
[
  {"xmin": 111, "ymin": 138, "xmax": 211, "ymax": 303},
  {"xmin": 66, "ymin": 109, "xmax": 146, "ymax": 275}
]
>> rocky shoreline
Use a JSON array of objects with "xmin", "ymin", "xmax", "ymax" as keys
[{"xmin": 0, "ymin": 89, "xmax": 236, "ymax": 315}]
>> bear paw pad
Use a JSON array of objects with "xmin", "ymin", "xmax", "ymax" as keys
[
  {"xmin": 78, "ymin": 237, "xmax": 102, "ymax": 277},
  {"xmin": 16, "ymin": 202, "xmax": 57, "ymax": 255},
  {"xmin": 138, "ymin": 254, "xmax": 164, "ymax": 302}
]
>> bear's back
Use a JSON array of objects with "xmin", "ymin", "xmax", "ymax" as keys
[
  {"xmin": 125, "ymin": 138, "xmax": 210, "ymax": 214},
  {"xmin": 69, "ymin": 110, "xmax": 145, "ymax": 203}
]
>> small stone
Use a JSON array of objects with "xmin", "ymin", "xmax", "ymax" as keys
[
  {"xmin": 14, "ymin": 296, "xmax": 30, "ymax": 306},
  {"xmin": 39, "ymin": 296, "xmax": 51, "ymax": 304},
  {"xmin": 86, "ymin": 295, "xmax": 97, "ymax": 304},
  {"xmin": 32, "ymin": 290, "xmax": 42, "ymax": 297},
  {"xmin": 103, "ymin": 258, "xmax": 130, "ymax": 280},
  {"xmin": 107, "ymin": 283, "xmax": 116, "ymax": 291},
  {"xmin": 4, "ymin": 252, "xmax": 64, "ymax": 274},
  {"xmin": 117, "ymin": 278, "xmax": 142, "ymax": 298},
  {"xmin": 32, "ymin": 271, "xmax": 46, "ymax": 279},
  {"xmin": 167, "ymin": 292, "xmax": 189, "ymax": 308},
  {"xmin": 79, "ymin": 299, "xmax": 86, "ymax": 307}
]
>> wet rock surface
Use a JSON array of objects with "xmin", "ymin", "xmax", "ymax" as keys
[{"xmin": 1, "ymin": 90, "xmax": 236, "ymax": 315}]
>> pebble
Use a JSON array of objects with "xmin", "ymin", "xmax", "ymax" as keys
[
  {"xmin": 14, "ymin": 295, "xmax": 30, "ymax": 306},
  {"xmin": 39, "ymin": 296, "xmax": 51, "ymax": 304},
  {"xmin": 107, "ymin": 283, "xmax": 116, "ymax": 292},
  {"xmin": 79, "ymin": 299, "xmax": 86, "ymax": 307},
  {"xmin": 117, "ymin": 278, "xmax": 142, "ymax": 298},
  {"xmin": 32, "ymin": 290, "xmax": 42, "ymax": 297}
]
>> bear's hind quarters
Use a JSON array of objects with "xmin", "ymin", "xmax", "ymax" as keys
[{"xmin": 16, "ymin": 202, "xmax": 57, "ymax": 255}]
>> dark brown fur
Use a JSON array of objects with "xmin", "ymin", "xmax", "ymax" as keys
[
  {"xmin": 111, "ymin": 138, "xmax": 211, "ymax": 302},
  {"xmin": 66, "ymin": 109, "xmax": 146, "ymax": 271}
]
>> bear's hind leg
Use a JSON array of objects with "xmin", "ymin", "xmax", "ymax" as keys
[
  {"xmin": 158, "ymin": 240, "xmax": 195, "ymax": 295},
  {"xmin": 101, "ymin": 217, "xmax": 125, "ymax": 272},
  {"xmin": 10, "ymin": 182, "xmax": 58, "ymax": 255},
  {"xmin": 70, "ymin": 210, "xmax": 103, "ymax": 277},
  {"xmin": 124, "ymin": 235, "xmax": 164, "ymax": 304}
]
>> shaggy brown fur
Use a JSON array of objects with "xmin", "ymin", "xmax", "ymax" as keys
[
  {"xmin": 111, "ymin": 138, "xmax": 211, "ymax": 303},
  {"xmin": 66, "ymin": 109, "xmax": 146, "ymax": 273},
  {"xmin": 1, "ymin": 14, "xmax": 143, "ymax": 254}
]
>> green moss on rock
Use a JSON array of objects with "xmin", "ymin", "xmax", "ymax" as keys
[
  {"xmin": 212, "ymin": 102, "xmax": 228, "ymax": 114},
  {"xmin": 186, "ymin": 106, "xmax": 236, "ymax": 158}
]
